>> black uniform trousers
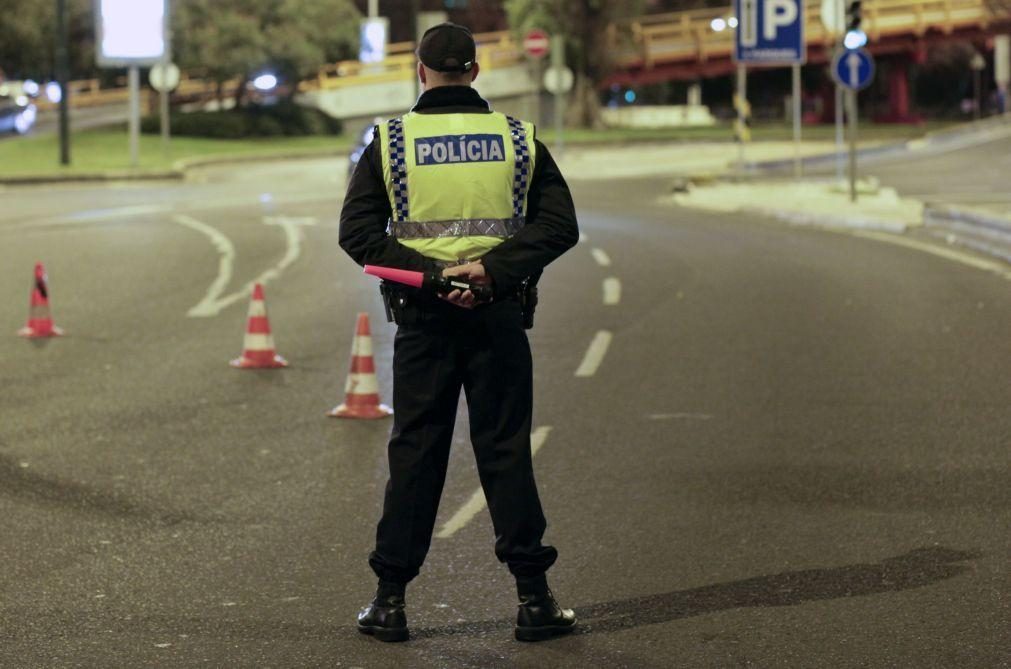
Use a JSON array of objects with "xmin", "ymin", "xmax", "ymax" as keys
[{"xmin": 368, "ymin": 296, "xmax": 558, "ymax": 584}]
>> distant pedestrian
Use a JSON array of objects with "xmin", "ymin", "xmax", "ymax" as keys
[{"xmin": 339, "ymin": 22, "xmax": 579, "ymax": 643}]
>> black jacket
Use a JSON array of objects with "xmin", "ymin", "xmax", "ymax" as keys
[{"xmin": 338, "ymin": 85, "xmax": 579, "ymax": 299}]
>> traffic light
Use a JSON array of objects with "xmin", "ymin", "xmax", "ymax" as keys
[
  {"xmin": 844, "ymin": 0, "xmax": 867, "ymax": 49},
  {"xmin": 846, "ymin": 0, "xmax": 862, "ymax": 32}
]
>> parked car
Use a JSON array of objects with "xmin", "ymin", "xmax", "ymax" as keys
[
  {"xmin": 348, "ymin": 117, "xmax": 382, "ymax": 178},
  {"xmin": 0, "ymin": 93, "xmax": 36, "ymax": 135}
]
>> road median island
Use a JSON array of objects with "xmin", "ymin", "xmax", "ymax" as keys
[{"xmin": 667, "ymin": 178, "xmax": 923, "ymax": 233}]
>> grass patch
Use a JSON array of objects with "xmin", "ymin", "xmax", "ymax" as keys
[
  {"xmin": 0, "ymin": 120, "xmax": 959, "ymax": 178},
  {"xmin": 0, "ymin": 128, "xmax": 352, "ymax": 178},
  {"xmin": 537, "ymin": 121, "xmax": 957, "ymax": 145}
]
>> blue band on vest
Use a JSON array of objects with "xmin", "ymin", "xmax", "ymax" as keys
[
  {"xmin": 388, "ymin": 118, "xmax": 409, "ymax": 221},
  {"xmin": 506, "ymin": 116, "xmax": 531, "ymax": 218}
]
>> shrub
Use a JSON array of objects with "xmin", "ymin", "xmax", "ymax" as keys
[{"xmin": 142, "ymin": 103, "xmax": 342, "ymax": 138}]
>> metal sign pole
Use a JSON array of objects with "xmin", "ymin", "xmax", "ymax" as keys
[
  {"xmin": 792, "ymin": 63, "xmax": 802, "ymax": 178},
  {"xmin": 835, "ymin": 84, "xmax": 844, "ymax": 181},
  {"xmin": 129, "ymin": 65, "xmax": 140, "ymax": 168},
  {"xmin": 736, "ymin": 64, "xmax": 747, "ymax": 167},
  {"xmin": 160, "ymin": 75, "xmax": 170, "ymax": 158},
  {"xmin": 55, "ymin": 0, "xmax": 71, "ymax": 165},
  {"xmin": 847, "ymin": 88, "xmax": 858, "ymax": 202},
  {"xmin": 551, "ymin": 34, "xmax": 565, "ymax": 156}
]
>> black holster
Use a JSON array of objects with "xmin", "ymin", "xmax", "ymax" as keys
[
  {"xmin": 519, "ymin": 280, "xmax": 538, "ymax": 330},
  {"xmin": 380, "ymin": 281, "xmax": 410, "ymax": 325}
]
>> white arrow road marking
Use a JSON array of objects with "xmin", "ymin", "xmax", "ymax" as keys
[
  {"xmin": 575, "ymin": 330, "xmax": 613, "ymax": 377},
  {"xmin": 435, "ymin": 426, "xmax": 552, "ymax": 539},
  {"xmin": 603, "ymin": 277, "xmax": 622, "ymax": 305},
  {"xmin": 174, "ymin": 214, "xmax": 236, "ymax": 317},
  {"xmin": 176, "ymin": 214, "xmax": 317, "ymax": 317}
]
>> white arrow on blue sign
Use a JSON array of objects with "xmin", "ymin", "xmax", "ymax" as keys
[
  {"xmin": 734, "ymin": 0, "xmax": 806, "ymax": 65},
  {"xmin": 832, "ymin": 48, "xmax": 875, "ymax": 90}
]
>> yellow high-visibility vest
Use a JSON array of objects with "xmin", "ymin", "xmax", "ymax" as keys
[{"xmin": 378, "ymin": 110, "xmax": 537, "ymax": 263}]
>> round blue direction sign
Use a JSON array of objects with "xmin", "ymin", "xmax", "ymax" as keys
[{"xmin": 832, "ymin": 48, "xmax": 875, "ymax": 91}]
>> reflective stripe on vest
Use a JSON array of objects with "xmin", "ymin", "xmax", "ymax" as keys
[{"xmin": 379, "ymin": 111, "xmax": 536, "ymax": 262}]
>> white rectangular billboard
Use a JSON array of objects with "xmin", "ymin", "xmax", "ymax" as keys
[{"xmin": 95, "ymin": 0, "xmax": 168, "ymax": 67}]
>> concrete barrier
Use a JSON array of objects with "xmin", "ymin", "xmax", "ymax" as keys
[
  {"xmin": 299, "ymin": 65, "xmax": 537, "ymax": 121},
  {"xmin": 600, "ymin": 105, "xmax": 716, "ymax": 129}
]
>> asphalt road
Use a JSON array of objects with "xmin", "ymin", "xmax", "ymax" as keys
[{"xmin": 0, "ymin": 154, "xmax": 1008, "ymax": 667}]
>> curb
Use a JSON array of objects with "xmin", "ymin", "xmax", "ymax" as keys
[
  {"xmin": 749, "ymin": 206, "xmax": 909, "ymax": 233},
  {"xmin": 923, "ymin": 203, "xmax": 1011, "ymax": 236},
  {"xmin": 0, "ymin": 170, "xmax": 184, "ymax": 185},
  {"xmin": 922, "ymin": 204, "xmax": 1011, "ymax": 265},
  {"xmin": 750, "ymin": 115, "xmax": 1011, "ymax": 173}
]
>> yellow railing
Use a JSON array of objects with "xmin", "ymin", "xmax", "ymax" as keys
[
  {"xmin": 621, "ymin": 0, "xmax": 1001, "ymax": 67},
  {"xmin": 303, "ymin": 30, "xmax": 520, "ymax": 92},
  {"xmin": 41, "ymin": 0, "xmax": 1006, "ymax": 111}
]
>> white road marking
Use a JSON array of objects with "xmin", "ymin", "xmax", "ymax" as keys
[
  {"xmin": 851, "ymin": 230, "xmax": 1011, "ymax": 282},
  {"xmin": 178, "ymin": 215, "xmax": 317, "ymax": 317},
  {"xmin": 435, "ymin": 426, "xmax": 552, "ymax": 539},
  {"xmin": 173, "ymin": 214, "xmax": 236, "ymax": 317},
  {"xmin": 649, "ymin": 413, "xmax": 714, "ymax": 421},
  {"xmin": 575, "ymin": 331, "xmax": 613, "ymax": 378},
  {"xmin": 591, "ymin": 248, "xmax": 612, "ymax": 267},
  {"xmin": 65, "ymin": 204, "xmax": 172, "ymax": 222},
  {"xmin": 6, "ymin": 204, "xmax": 174, "ymax": 230},
  {"xmin": 603, "ymin": 277, "xmax": 621, "ymax": 305},
  {"xmin": 579, "ymin": 232, "xmax": 589, "ymax": 243}
]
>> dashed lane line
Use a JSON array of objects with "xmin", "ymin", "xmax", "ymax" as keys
[
  {"xmin": 435, "ymin": 426, "xmax": 552, "ymax": 539},
  {"xmin": 591, "ymin": 248, "xmax": 612, "ymax": 267},
  {"xmin": 575, "ymin": 330, "xmax": 613, "ymax": 378},
  {"xmin": 603, "ymin": 277, "xmax": 621, "ymax": 305}
]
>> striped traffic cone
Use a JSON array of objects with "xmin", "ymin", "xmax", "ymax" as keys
[
  {"xmin": 18, "ymin": 262, "xmax": 64, "ymax": 338},
  {"xmin": 230, "ymin": 283, "xmax": 288, "ymax": 369},
  {"xmin": 327, "ymin": 312, "xmax": 392, "ymax": 419}
]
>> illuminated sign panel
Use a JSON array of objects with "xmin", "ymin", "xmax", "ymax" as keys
[
  {"xmin": 95, "ymin": 0, "xmax": 168, "ymax": 66},
  {"xmin": 360, "ymin": 18, "xmax": 389, "ymax": 64}
]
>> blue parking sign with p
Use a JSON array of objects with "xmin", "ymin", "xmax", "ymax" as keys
[{"xmin": 734, "ymin": 0, "xmax": 806, "ymax": 65}]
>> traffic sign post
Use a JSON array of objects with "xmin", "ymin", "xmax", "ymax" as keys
[
  {"xmin": 832, "ymin": 47, "xmax": 875, "ymax": 201},
  {"xmin": 149, "ymin": 61, "xmax": 180, "ymax": 158},
  {"xmin": 522, "ymin": 29, "xmax": 550, "ymax": 60},
  {"xmin": 549, "ymin": 35, "xmax": 567, "ymax": 156},
  {"xmin": 523, "ymin": 29, "xmax": 550, "ymax": 126},
  {"xmin": 734, "ymin": 0, "xmax": 806, "ymax": 64},
  {"xmin": 734, "ymin": 0, "xmax": 806, "ymax": 174}
]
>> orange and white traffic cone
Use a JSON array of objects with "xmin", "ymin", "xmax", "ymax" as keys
[
  {"xmin": 18, "ymin": 262, "xmax": 64, "ymax": 338},
  {"xmin": 327, "ymin": 312, "xmax": 392, "ymax": 419},
  {"xmin": 230, "ymin": 283, "xmax": 288, "ymax": 369}
]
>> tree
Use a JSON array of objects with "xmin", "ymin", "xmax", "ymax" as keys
[
  {"xmin": 0, "ymin": 0, "xmax": 94, "ymax": 81},
  {"xmin": 505, "ymin": 0, "xmax": 646, "ymax": 128},
  {"xmin": 173, "ymin": 0, "xmax": 361, "ymax": 106}
]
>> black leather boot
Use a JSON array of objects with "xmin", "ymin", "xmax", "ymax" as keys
[
  {"xmin": 514, "ymin": 574, "xmax": 577, "ymax": 641},
  {"xmin": 357, "ymin": 581, "xmax": 409, "ymax": 642}
]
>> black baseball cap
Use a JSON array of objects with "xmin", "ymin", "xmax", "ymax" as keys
[{"xmin": 417, "ymin": 22, "xmax": 476, "ymax": 73}]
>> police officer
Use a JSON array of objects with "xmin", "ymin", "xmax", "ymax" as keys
[{"xmin": 339, "ymin": 22, "xmax": 579, "ymax": 642}]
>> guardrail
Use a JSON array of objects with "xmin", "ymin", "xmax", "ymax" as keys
[{"xmin": 39, "ymin": 0, "xmax": 1007, "ymax": 112}]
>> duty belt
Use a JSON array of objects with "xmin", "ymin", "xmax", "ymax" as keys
[{"xmin": 389, "ymin": 217, "xmax": 524, "ymax": 240}]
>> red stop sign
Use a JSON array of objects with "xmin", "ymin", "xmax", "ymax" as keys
[{"xmin": 523, "ymin": 29, "xmax": 550, "ymax": 59}]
